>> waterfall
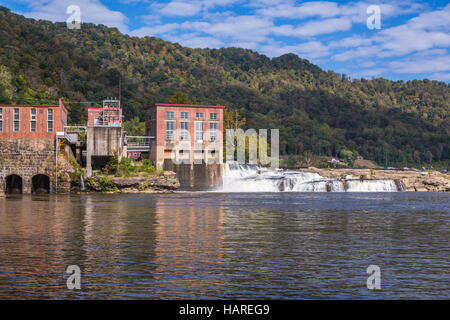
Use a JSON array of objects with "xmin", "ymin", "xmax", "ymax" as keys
[
  {"xmin": 80, "ymin": 175, "xmax": 86, "ymax": 191},
  {"xmin": 345, "ymin": 179, "xmax": 398, "ymax": 192},
  {"xmin": 220, "ymin": 162, "xmax": 400, "ymax": 192}
]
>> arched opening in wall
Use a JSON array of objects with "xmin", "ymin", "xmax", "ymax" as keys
[
  {"xmin": 32, "ymin": 174, "xmax": 50, "ymax": 194},
  {"xmin": 5, "ymin": 175, "xmax": 23, "ymax": 194}
]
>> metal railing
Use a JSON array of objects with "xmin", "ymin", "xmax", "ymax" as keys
[
  {"xmin": 126, "ymin": 136, "xmax": 153, "ymax": 147},
  {"xmin": 64, "ymin": 125, "xmax": 87, "ymax": 143}
]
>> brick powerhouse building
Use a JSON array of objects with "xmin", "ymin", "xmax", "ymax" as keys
[
  {"xmin": 0, "ymin": 98, "xmax": 67, "ymax": 138},
  {"xmin": 146, "ymin": 103, "xmax": 224, "ymax": 189},
  {"xmin": 0, "ymin": 99, "xmax": 68, "ymax": 194}
]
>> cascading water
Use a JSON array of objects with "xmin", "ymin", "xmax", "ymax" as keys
[
  {"xmin": 345, "ymin": 179, "xmax": 398, "ymax": 192},
  {"xmin": 220, "ymin": 162, "xmax": 401, "ymax": 192},
  {"xmin": 80, "ymin": 176, "xmax": 86, "ymax": 191}
]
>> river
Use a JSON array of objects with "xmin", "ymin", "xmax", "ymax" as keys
[{"xmin": 0, "ymin": 192, "xmax": 448, "ymax": 299}]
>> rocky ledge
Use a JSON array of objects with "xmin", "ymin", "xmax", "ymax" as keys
[
  {"xmin": 85, "ymin": 171, "xmax": 180, "ymax": 193},
  {"xmin": 309, "ymin": 168, "xmax": 450, "ymax": 192}
]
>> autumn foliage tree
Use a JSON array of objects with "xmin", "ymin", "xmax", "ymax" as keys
[{"xmin": 0, "ymin": 6, "xmax": 448, "ymax": 168}]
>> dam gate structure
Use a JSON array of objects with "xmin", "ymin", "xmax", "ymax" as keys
[
  {"xmin": 86, "ymin": 99, "xmax": 126, "ymax": 176},
  {"xmin": 146, "ymin": 103, "xmax": 224, "ymax": 190}
]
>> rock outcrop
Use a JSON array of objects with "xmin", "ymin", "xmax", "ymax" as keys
[
  {"xmin": 312, "ymin": 168, "xmax": 449, "ymax": 192},
  {"xmin": 112, "ymin": 171, "xmax": 180, "ymax": 192},
  {"xmin": 86, "ymin": 171, "xmax": 180, "ymax": 193}
]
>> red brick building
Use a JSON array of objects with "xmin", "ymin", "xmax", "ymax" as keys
[
  {"xmin": 0, "ymin": 98, "xmax": 67, "ymax": 139},
  {"xmin": 147, "ymin": 103, "xmax": 224, "ymax": 169},
  {"xmin": 87, "ymin": 106, "xmax": 122, "ymax": 127}
]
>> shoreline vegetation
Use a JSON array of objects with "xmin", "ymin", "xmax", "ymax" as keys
[{"xmin": 70, "ymin": 155, "xmax": 180, "ymax": 194}]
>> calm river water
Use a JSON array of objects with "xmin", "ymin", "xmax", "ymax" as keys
[{"xmin": 0, "ymin": 192, "xmax": 448, "ymax": 299}]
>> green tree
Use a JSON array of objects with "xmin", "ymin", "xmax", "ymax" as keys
[
  {"xmin": 167, "ymin": 91, "xmax": 194, "ymax": 104},
  {"xmin": 339, "ymin": 149, "xmax": 354, "ymax": 166},
  {"xmin": 224, "ymin": 108, "xmax": 246, "ymax": 131},
  {"xmin": 124, "ymin": 116, "xmax": 145, "ymax": 136}
]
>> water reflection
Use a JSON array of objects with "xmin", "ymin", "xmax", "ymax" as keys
[{"xmin": 0, "ymin": 193, "xmax": 448, "ymax": 299}]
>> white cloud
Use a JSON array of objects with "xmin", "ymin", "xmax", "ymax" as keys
[
  {"xmin": 257, "ymin": 1, "xmax": 340, "ymax": 19},
  {"xmin": 352, "ymin": 68, "xmax": 387, "ymax": 79},
  {"xmin": 389, "ymin": 54, "xmax": 450, "ymax": 74},
  {"xmin": 272, "ymin": 17, "xmax": 352, "ymax": 37},
  {"xmin": 329, "ymin": 36, "xmax": 373, "ymax": 48},
  {"xmin": 229, "ymin": 41, "xmax": 260, "ymax": 50},
  {"xmin": 157, "ymin": 1, "xmax": 202, "ymax": 17},
  {"xmin": 181, "ymin": 21, "xmax": 212, "ymax": 31},
  {"xmin": 130, "ymin": 24, "xmax": 180, "ymax": 37},
  {"xmin": 150, "ymin": 0, "xmax": 240, "ymax": 18},
  {"xmin": 360, "ymin": 61, "xmax": 376, "ymax": 68},
  {"xmin": 204, "ymin": 15, "xmax": 273, "ymax": 42},
  {"xmin": 427, "ymin": 72, "xmax": 450, "ymax": 81},
  {"xmin": 331, "ymin": 4, "xmax": 450, "ymax": 63},
  {"xmin": 118, "ymin": 0, "xmax": 150, "ymax": 3},
  {"xmin": 407, "ymin": 4, "xmax": 450, "ymax": 31},
  {"xmin": 376, "ymin": 24, "xmax": 450, "ymax": 56},
  {"xmin": 173, "ymin": 35, "xmax": 224, "ymax": 48},
  {"xmin": 333, "ymin": 46, "xmax": 382, "ymax": 62},
  {"xmin": 255, "ymin": 1, "xmax": 424, "ymax": 23},
  {"xmin": 19, "ymin": 0, "xmax": 129, "ymax": 31},
  {"xmin": 296, "ymin": 17, "xmax": 352, "ymax": 37},
  {"xmin": 261, "ymin": 41, "xmax": 330, "ymax": 59}
]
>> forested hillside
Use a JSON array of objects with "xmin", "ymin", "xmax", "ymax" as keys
[{"xmin": 0, "ymin": 6, "xmax": 448, "ymax": 167}]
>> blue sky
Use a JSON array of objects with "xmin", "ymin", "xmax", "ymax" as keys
[{"xmin": 2, "ymin": 0, "xmax": 450, "ymax": 82}]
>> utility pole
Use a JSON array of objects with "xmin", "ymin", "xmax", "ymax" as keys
[{"xmin": 119, "ymin": 76, "xmax": 121, "ymax": 102}]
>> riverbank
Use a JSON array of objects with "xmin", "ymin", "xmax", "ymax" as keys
[
  {"xmin": 307, "ymin": 168, "xmax": 450, "ymax": 192},
  {"xmin": 74, "ymin": 171, "xmax": 180, "ymax": 194}
]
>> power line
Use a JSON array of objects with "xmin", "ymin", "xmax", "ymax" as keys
[{"xmin": 11, "ymin": 97, "xmax": 105, "ymax": 104}]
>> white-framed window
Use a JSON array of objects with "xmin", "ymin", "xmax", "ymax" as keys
[
  {"xmin": 13, "ymin": 108, "xmax": 20, "ymax": 132},
  {"xmin": 196, "ymin": 112, "xmax": 204, "ymax": 119},
  {"xmin": 166, "ymin": 111, "xmax": 174, "ymax": 119},
  {"xmin": 181, "ymin": 112, "xmax": 188, "ymax": 120},
  {"xmin": 166, "ymin": 121, "xmax": 174, "ymax": 140},
  {"xmin": 0, "ymin": 108, "xmax": 3, "ymax": 132},
  {"xmin": 181, "ymin": 122, "xmax": 189, "ymax": 140},
  {"xmin": 210, "ymin": 122, "xmax": 217, "ymax": 141},
  {"xmin": 30, "ymin": 108, "xmax": 36, "ymax": 132},
  {"xmin": 195, "ymin": 121, "xmax": 203, "ymax": 141},
  {"xmin": 47, "ymin": 109, "xmax": 53, "ymax": 132},
  {"xmin": 210, "ymin": 113, "xmax": 217, "ymax": 120}
]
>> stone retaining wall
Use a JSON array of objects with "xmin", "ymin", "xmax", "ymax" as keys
[{"xmin": 0, "ymin": 138, "xmax": 70, "ymax": 194}]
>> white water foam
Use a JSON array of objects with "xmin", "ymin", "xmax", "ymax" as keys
[
  {"xmin": 345, "ymin": 179, "xmax": 399, "ymax": 192},
  {"xmin": 219, "ymin": 162, "xmax": 399, "ymax": 193}
]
